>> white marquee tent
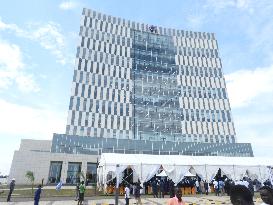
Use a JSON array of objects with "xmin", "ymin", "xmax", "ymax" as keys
[
  {"xmin": 156, "ymin": 170, "xmax": 168, "ymax": 177},
  {"xmin": 97, "ymin": 153, "xmax": 273, "ymax": 187}
]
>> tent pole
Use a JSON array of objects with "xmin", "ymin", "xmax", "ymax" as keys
[
  {"xmin": 115, "ymin": 164, "xmax": 120, "ymax": 205},
  {"xmin": 233, "ymin": 165, "xmax": 235, "ymax": 180},
  {"xmin": 140, "ymin": 163, "xmax": 142, "ymax": 182},
  {"xmin": 205, "ymin": 164, "xmax": 207, "ymax": 182},
  {"xmin": 259, "ymin": 165, "xmax": 262, "ymax": 182},
  {"xmin": 174, "ymin": 164, "xmax": 176, "ymax": 184}
]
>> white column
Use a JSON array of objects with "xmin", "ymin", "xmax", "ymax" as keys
[
  {"xmin": 81, "ymin": 161, "xmax": 87, "ymax": 181},
  {"xmin": 61, "ymin": 161, "xmax": 68, "ymax": 183}
]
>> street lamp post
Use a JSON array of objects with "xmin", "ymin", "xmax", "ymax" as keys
[{"xmin": 115, "ymin": 164, "xmax": 120, "ymax": 205}]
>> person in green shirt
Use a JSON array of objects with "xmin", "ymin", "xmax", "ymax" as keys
[{"xmin": 78, "ymin": 181, "xmax": 86, "ymax": 205}]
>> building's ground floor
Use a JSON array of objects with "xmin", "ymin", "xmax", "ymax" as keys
[
  {"xmin": 9, "ymin": 134, "xmax": 254, "ymax": 185},
  {"xmin": 9, "ymin": 139, "xmax": 98, "ymax": 185}
]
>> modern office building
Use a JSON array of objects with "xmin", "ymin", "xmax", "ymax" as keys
[
  {"xmin": 10, "ymin": 8, "xmax": 253, "ymax": 184},
  {"xmin": 66, "ymin": 8, "xmax": 235, "ymax": 144}
]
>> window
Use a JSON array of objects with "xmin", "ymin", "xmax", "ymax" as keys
[
  {"xmin": 96, "ymin": 102, "xmax": 99, "ymax": 112},
  {"xmin": 83, "ymin": 99, "xmax": 87, "ymax": 110},
  {"xmin": 227, "ymin": 111, "xmax": 231, "ymax": 122},
  {"xmin": 66, "ymin": 162, "xmax": 81, "ymax": 184},
  {"xmin": 76, "ymin": 97, "xmax": 80, "ymax": 111},
  {"xmin": 86, "ymin": 163, "xmax": 97, "ymax": 184},
  {"xmin": 69, "ymin": 97, "xmax": 73, "ymax": 110},
  {"xmin": 108, "ymin": 102, "xmax": 111, "ymax": 114},
  {"xmin": 48, "ymin": 161, "xmax": 62, "ymax": 184}
]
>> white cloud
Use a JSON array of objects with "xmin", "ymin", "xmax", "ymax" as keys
[
  {"xmin": 0, "ymin": 18, "xmax": 71, "ymax": 65},
  {"xmin": 247, "ymin": 20, "xmax": 273, "ymax": 63},
  {"xmin": 0, "ymin": 98, "xmax": 66, "ymax": 175},
  {"xmin": 186, "ymin": 14, "xmax": 205, "ymax": 30},
  {"xmin": 206, "ymin": 0, "xmax": 235, "ymax": 9},
  {"xmin": 59, "ymin": 1, "xmax": 78, "ymax": 10},
  {"xmin": 228, "ymin": 65, "xmax": 273, "ymax": 157},
  {"xmin": 237, "ymin": 127, "xmax": 273, "ymax": 157},
  {"xmin": 226, "ymin": 65, "xmax": 273, "ymax": 108},
  {"xmin": 0, "ymin": 98, "xmax": 66, "ymax": 139},
  {"xmin": 31, "ymin": 22, "xmax": 68, "ymax": 65},
  {"xmin": 0, "ymin": 41, "xmax": 24, "ymax": 70},
  {"xmin": 206, "ymin": 0, "xmax": 251, "ymax": 10},
  {"xmin": 0, "ymin": 40, "xmax": 39, "ymax": 92},
  {"xmin": 15, "ymin": 73, "xmax": 40, "ymax": 93},
  {"xmin": 0, "ymin": 18, "xmax": 23, "ymax": 35}
]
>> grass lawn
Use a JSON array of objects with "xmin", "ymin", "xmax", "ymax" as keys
[
  {"xmin": 0, "ymin": 186, "xmax": 262, "ymax": 199},
  {"xmin": 0, "ymin": 187, "xmax": 103, "ymax": 198}
]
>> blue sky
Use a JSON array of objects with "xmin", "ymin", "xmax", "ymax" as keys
[{"xmin": 1, "ymin": 0, "xmax": 273, "ymax": 175}]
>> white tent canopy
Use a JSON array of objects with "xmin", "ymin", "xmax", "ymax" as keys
[
  {"xmin": 184, "ymin": 171, "xmax": 196, "ymax": 177},
  {"xmin": 97, "ymin": 153, "xmax": 273, "ymax": 186},
  {"xmin": 156, "ymin": 170, "xmax": 168, "ymax": 177}
]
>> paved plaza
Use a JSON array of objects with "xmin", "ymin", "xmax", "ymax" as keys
[{"xmin": 0, "ymin": 196, "xmax": 264, "ymax": 205}]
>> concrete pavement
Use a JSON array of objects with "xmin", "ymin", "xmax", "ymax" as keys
[{"xmin": 0, "ymin": 195, "xmax": 264, "ymax": 205}]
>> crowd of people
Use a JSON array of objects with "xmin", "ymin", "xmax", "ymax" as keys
[
  {"xmin": 148, "ymin": 178, "xmax": 175, "ymax": 198},
  {"xmin": 2, "ymin": 178, "xmax": 44, "ymax": 204},
  {"xmin": 166, "ymin": 184, "xmax": 273, "ymax": 205},
  {"xmin": 2, "ymin": 173, "xmax": 273, "ymax": 205},
  {"xmin": 74, "ymin": 181, "xmax": 86, "ymax": 205},
  {"xmin": 229, "ymin": 185, "xmax": 273, "ymax": 205},
  {"xmin": 121, "ymin": 174, "xmax": 273, "ymax": 205}
]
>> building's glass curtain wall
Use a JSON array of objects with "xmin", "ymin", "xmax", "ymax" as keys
[
  {"xmin": 66, "ymin": 162, "xmax": 81, "ymax": 184},
  {"xmin": 86, "ymin": 163, "xmax": 97, "ymax": 184},
  {"xmin": 131, "ymin": 30, "xmax": 182, "ymax": 141},
  {"xmin": 51, "ymin": 133, "xmax": 254, "ymax": 157},
  {"xmin": 62, "ymin": 8, "xmax": 247, "ymax": 150},
  {"xmin": 48, "ymin": 161, "xmax": 62, "ymax": 184}
]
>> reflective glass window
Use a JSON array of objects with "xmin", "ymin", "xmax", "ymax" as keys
[
  {"xmin": 66, "ymin": 162, "xmax": 81, "ymax": 184},
  {"xmin": 48, "ymin": 161, "xmax": 62, "ymax": 184}
]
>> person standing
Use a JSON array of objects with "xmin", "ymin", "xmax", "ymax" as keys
[
  {"xmin": 169, "ymin": 180, "xmax": 175, "ymax": 198},
  {"xmin": 195, "ymin": 180, "xmax": 200, "ymax": 194},
  {"xmin": 204, "ymin": 180, "xmax": 209, "ymax": 195},
  {"xmin": 200, "ymin": 180, "xmax": 205, "ymax": 194},
  {"xmin": 75, "ymin": 183, "xmax": 80, "ymax": 201},
  {"xmin": 230, "ymin": 185, "xmax": 254, "ymax": 205},
  {"xmin": 151, "ymin": 180, "xmax": 158, "ymax": 198},
  {"xmin": 132, "ymin": 183, "xmax": 136, "ymax": 196},
  {"xmin": 125, "ymin": 184, "xmax": 130, "ymax": 205},
  {"xmin": 34, "ymin": 185, "xmax": 42, "ymax": 205},
  {"xmin": 219, "ymin": 180, "xmax": 225, "ymax": 196},
  {"xmin": 159, "ymin": 180, "xmax": 165, "ymax": 198},
  {"xmin": 134, "ymin": 183, "xmax": 142, "ymax": 205},
  {"xmin": 167, "ymin": 188, "xmax": 185, "ymax": 205},
  {"xmin": 247, "ymin": 178, "xmax": 254, "ymax": 196},
  {"xmin": 164, "ymin": 179, "xmax": 169, "ymax": 196},
  {"xmin": 143, "ymin": 182, "xmax": 148, "ymax": 194},
  {"xmin": 213, "ymin": 180, "xmax": 219, "ymax": 196},
  {"xmin": 78, "ymin": 181, "xmax": 86, "ymax": 205},
  {"xmin": 224, "ymin": 179, "xmax": 231, "ymax": 196},
  {"xmin": 7, "ymin": 178, "xmax": 15, "ymax": 202},
  {"xmin": 259, "ymin": 186, "xmax": 273, "ymax": 205}
]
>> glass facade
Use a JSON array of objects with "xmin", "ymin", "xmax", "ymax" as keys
[
  {"xmin": 131, "ymin": 30, "xmax": 182, "ymax": 141},
  {"xmin": 66, "ymin": 162, "xmax": 81, "ymax": 184},
  {"xmin": 60, "ymin": 7, "xmax": 253, "ymax": 156},
  {"xmin": 48, "ymin": 161, "xmax": 62, "ymax": 184},
  {"xmin": 64, "ymin": 8, "xmax": 238, "ymax": 144},
  {"xmin": 86, "ymin": 163, "xmax": 97, "ymax": 184},
  {"xmin": 51, "ymin": 134, "xmax": 254, "ymax": 157}
]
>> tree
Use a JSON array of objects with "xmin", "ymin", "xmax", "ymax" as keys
[
  {"xmin": 77, "ymin": 171, "xmax": 86, "ymax": 183},
  {"xmin": 25, "ymin": 171, "xmax": 35, "ymax": 195}
]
